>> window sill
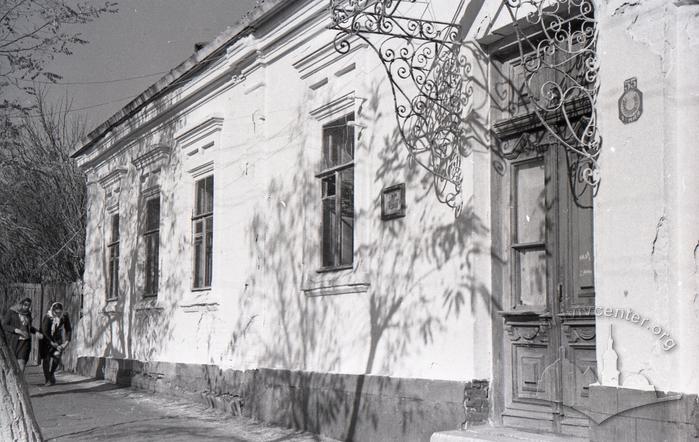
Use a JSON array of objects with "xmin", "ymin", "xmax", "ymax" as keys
[
  {"xmin": 302, "ymin": 269, "xmax": 370, "ymax": 297},
  {"xmin": 179, "ymin": 289, "xmax": 219, "ymax": 312},
  {"xmin": 316, "ymin": 265, "xmax": 353, "ymax": 274},
  {"xmin": 134, "ymin": 297, "xmax": 164, "ymax": 312},
  {"xmin": 191, "ymin": 286, "xmax": 211, "ymax": 292}
]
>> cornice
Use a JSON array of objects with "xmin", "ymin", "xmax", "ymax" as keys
[
  {"xmin": 293, "ymin": 35, "xmax": 366, "ymax": 80},
  {"xmin": 174, "ymin": 114, "xmax": 225, "ymax": 149},
  {"xmin": 132, "ymin": 144, "xmax": 171, "ymax": 171},
  {"xmin": 98, "ymin": 168, "xmax": 127, "ymax": 190},
  {"xmin": 309, "ymin": 91, "xmax": 356, "ymax": 121}
]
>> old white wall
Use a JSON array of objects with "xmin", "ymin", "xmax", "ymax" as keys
[
  {"xmin": 595, "ymin": 0, "xmax": 699, "ymax": 394},
  {"xmin": 76, "ymin": 0, "xmax": 495, "ymax": 383}
]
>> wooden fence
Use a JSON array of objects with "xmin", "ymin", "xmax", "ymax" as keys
[{"xmin": 1, "ymin": 283, "xmax": 81, "ymax": 365}]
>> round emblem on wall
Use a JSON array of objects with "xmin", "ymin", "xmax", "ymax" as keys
[{"xmin": 618, "ymin": 77, "xmax": 643, "ymax": 124}]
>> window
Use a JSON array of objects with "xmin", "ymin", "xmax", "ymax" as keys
[
  {"xmin": 107, "ymin": 213, "xmax": 120, "ymax": 300},
  {"xmin": 143, "ymin": 196, "xmax": 160, "ymax": 297},
  {"xmin": 192, "ymin": 175, "xmax": 213, "ymax": 289},
  {"xmin": 511, "ymin": 158, "xmax": 547, "ymax": 308},
  {"xmin": 317, "ymin": 114, "xmax": 354, "ymax": 270}
]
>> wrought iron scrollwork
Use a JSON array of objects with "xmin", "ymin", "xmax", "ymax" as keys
[
  {"xmin": 329, "ymin": 0, "xmax": 601, "ymax": 209},
  {"xmin": 502, "ymin": 0, "xmax": 601, "ymax": 193},
  {"xmin": 329, "ymin": 0, "xmax": 467, "ymax": 213}
]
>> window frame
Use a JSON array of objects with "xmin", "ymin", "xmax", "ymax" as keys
[
  {"xmin": 142, "ymin": 194, "xmax": 161, "ymax": 298},
  {"xmin": 107, "ymin": 212, "xmax": 120, "ymax": 301},
  {"xmin": 316, "ymin": 113, "xmax": 355, "ymax": 272},
  {"xmin": 508, "ymin": 153, "xmax": 551, "ymax": 311},
  {"xmin": 191, "ymin": 175, "xmax": 214, "ymax": 290}
]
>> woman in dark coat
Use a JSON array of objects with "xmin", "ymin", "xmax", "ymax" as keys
[
  {"xmin": 2, "ymin": 297, "xmax": 43, "ymax": 372},
  {"xmin": 39, "ymin": 302, "xmax": 72, "ymax": 386}
]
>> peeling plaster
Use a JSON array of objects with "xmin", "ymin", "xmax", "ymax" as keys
[
  {"xmin": 613, "ymin": 0, "xmax": 641, "ymax": 16},
  {"xmin": 651, "ymin": 214, "xmax": 670, "ymax": 289}
]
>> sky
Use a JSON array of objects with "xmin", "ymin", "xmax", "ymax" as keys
[{"xmin": 42, "ymin": 0, "xmax": 258, "ymax": 132}]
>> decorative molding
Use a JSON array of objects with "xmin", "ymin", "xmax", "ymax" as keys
[
  {"xmin": 98, "ymin": 168, "xmax": 127, "ymax": 191},
  {"xmin": 133, "ymin": 145, "xmax": 171, "ymax": 173},
  {"xmin": 187, "ymin": 160, "xmax": 214, "ymax": 179},
  {"xmin": 244, "ymin": 81, "xmax": 266, "ymax": 95},
  {"xmin": 334, "ymin": 63, "xmax": 356, "ymax": 77},
  {"xmin": 98, "ymin": 168, "xmax": 127, "ymax": 212},
  {"xmin": 293, "ymin": 37, "xmax": 367, "ymax": 80},
  {"xmin": 504, "ymin": 319, "xmax": 551, "ymax": 344},
  {"xmin": 174, "ymin": 114, "xmax": 224, "ymax": 154},
  {"xmin": 309, "ymin": 77, "xmax": 329, "ymax": 91},
  {"xmin": 140, "ymin": 185, "xmax": 160, "ymax": 200},
  {"xmin": 309, "ymin": 91, "xmax": 355, "ymax": 121},
  {"xmin": 496, "ymin": 130, "xmax": 554, "ymax": 160},
  {"xmin": 492, "ymin": 98, "xmax": 592, "ymax": 140}
]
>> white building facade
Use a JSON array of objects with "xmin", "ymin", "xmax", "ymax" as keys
[{"xmin": 72, "ymin": 1, "xmax": 699, "ymax": 440}]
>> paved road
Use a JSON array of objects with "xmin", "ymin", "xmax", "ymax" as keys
[{"xmin": 25, "ymin": 365, "xmax": 336, "ymax": 442}]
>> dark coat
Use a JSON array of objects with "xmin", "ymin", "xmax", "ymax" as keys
[
  {"xmin": 39, "ymin": 313, "xmax": 72, "ymax": 360},
  {"xmin": 2, "ymin": 307, "xmax": 38, "ymax": 355}
]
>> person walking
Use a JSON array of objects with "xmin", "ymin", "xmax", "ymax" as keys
[
  {"xmin": 2, "ymin": 297, "xmax": 43, "ymax": 372},
  {"xmin": 39, "ymin": 302, "xmax": 72, "ymax": 386}
]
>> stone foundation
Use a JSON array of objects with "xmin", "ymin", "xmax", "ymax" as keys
[{"xmin": 74, "ymin": 356, "xmax": 489, "ymax": 442}]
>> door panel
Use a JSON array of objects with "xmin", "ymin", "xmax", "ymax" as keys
[{"xmin": 497, "ymin": 141, "xmax": 596, "ymax": 435}]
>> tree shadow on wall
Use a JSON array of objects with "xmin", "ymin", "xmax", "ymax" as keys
[
  {"xmin": 241, "ymin": 71, "xmax": 499, "ymax": 440},
  {"xmin": 79, "ymin": 106, "xmax": 183, "ymax": 372}
]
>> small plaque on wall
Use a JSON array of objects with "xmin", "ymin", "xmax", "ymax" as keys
[
  {"xmin": 381, "ymin": 183, "xmax": 406, "ymax": 220},
  {"xmin": 618, "ymin": 77, "xmax": 643, "ymax": 124}
]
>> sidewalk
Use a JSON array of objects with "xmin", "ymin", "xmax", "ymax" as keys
[{"xmin": 25, "ymin": 365, "xmax": 338, "ymax": 442}]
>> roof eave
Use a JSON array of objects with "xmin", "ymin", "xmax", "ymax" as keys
[{"xmin": 71, "ymin": 0, "xmax": 295, "ymax": 159}]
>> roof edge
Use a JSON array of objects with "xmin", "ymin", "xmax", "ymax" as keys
[{"xmin": 71, "ymin": 0, "xmax": 296, "ymax": 159}]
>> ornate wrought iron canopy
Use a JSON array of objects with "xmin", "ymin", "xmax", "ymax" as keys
[
  {"xmin": 329, "ymin": 0, "xmax": 467, "ymax": 213},
  {"xmin": 329, "ymin": 0, "xmax": 601, "ymax": 210},
  {"xmin": 501, "ymin": 0, "xmax": 600, "ymax": 192}
]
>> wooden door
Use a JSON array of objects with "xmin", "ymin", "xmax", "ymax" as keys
[{"xmin": 492, "ymin": 131, "xmax": 596, "ymax": 436}]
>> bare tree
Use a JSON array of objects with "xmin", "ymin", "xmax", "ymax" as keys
[
  {"xmin": 0, "ymin": 90, "xmax": 88, "ymax": 284},
  {"xmin": 0, "ymin": 2, "xmax": 117, "ymax": 440}
]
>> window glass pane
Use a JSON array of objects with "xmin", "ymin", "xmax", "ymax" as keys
[
  {"xmin": 323, "ymin": 131, "xmax": 338, "ymax": 169},
  {"xmin": 152, "ymin": 235, "xmax": 159, "ymax": 294},
  {"xmin": 341, "ymin": 115, "xmax": 354, "ymax": 163},
  {"xmin": 144, "ymin": 236, "xmax": 152, "ymax": 293},
  {"xmin": 195, "ymin": 176, "xmax": 214, "ymax": 215},
  {"xmin": 144, "ymin": 234, "xmax": 159, "ymax": 295},
  {"xmin": 196, "ymin": 179, "xmax": 205, "ymax": 215},
  {"xmin": 323, "ymin": 175, "xmax": 336, "ymax": 197},
  {"xmin": 322, "ymin": 114, "xmax": 354, "ymax": 169},
  {"xmin": 516, "ymin": 161, "xmax": 545, "ymax": 243},
  {"xmin": 205, "ymin": 216, "xmax": 213, "ymax": 287},
  {"xmin": 339, "ymin": 168, "xmax": 354, "ymax": 266},
  {"xmin": 322, "ymin": 198, "xmax": 336, "ymax": 267},
  {"xmin": 111, "ymin": 214, "xmax": 120, "ymax": 242},
  {"xmin": 193, "ymin": 238, "xmax": 203, "ymax": 288},
  {"xmin": 205, "ymin": 176, "xmax": 214, "ymax": 213},
  {"xmin": 146, "ymin": 197, "xmax": 160, "ymax": 231},
  {"xmin": 517, "ymin": 248, "xmax": 547, "ymax": 306}
]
